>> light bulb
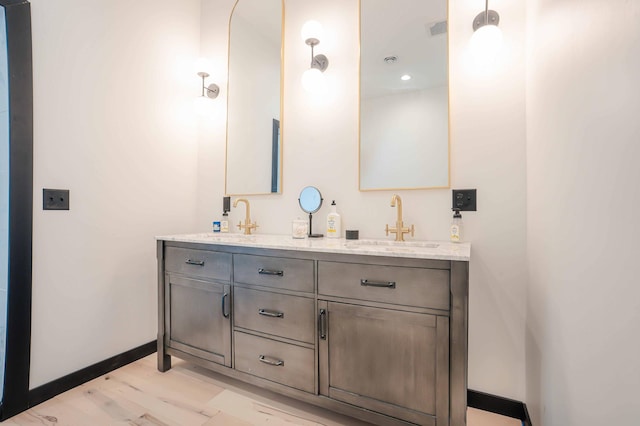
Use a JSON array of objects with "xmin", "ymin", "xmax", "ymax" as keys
[
  {"xmin": 401, "ymin": 74, "xmax": 412, "ymax": 81},
  {"xmin": 470, "ymin": 24, "xmax": 503, "ymax": 63},
  {"xmin": 301, "ymin": 68, "xmax": 327, "ymax": 95},
  {"xmin": 301, "ymin": 20, "xmax": 323, "ymax": 42},
  {"xmin": 194, "ymin": 95, "xmax": 214, "ymax": 116}
]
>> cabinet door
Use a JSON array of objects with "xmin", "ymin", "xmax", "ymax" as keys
[
  {"xmin": 167, "ymin": 274, "xmax": 231, "ymax": 367},
  {"xmin": 318, "ymin": 301, "xmax": 449, "ymax": 426}
]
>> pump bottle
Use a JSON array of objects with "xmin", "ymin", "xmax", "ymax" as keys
[
  {"xmin": 326, "ymin": 200, "xmax": 341, "ymax": 238},
  {"xmin": 450, "ymin": 209, "xmax": 463, "ymax": 243}
]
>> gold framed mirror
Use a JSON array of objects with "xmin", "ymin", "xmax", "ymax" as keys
[
  {"xmin": 225, "ymin": 0, "xmax": 284, "ymax": 195},
  {"xmin": 359, "ymin": 0, "xmax": 450, "ymax": 191}
]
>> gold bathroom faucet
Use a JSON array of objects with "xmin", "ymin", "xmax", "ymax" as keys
[
  {"xmin": 385, "ymin": 194, "xmax": 414, "ymax": 242},
  {"xmin": 233, "ymin": 198, "xmax": 258, "ymax": 235}
]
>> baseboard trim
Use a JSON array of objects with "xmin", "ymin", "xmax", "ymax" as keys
[
  {"xmin": 28, "ymin": 341, "xmax": 157, "ymax": 409},
  {"xmin": 468, "ymin": 389, "xmax": 532, "ymax": 425},
  {"xmin": 25, "ymin": 345, "xmax": 532, "ymax": 425}
]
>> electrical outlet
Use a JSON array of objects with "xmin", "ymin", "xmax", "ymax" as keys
[
  {"xmin": 43, "ymin": 189, "xmax": 70, "ymax": 210},
  {"xmin": 452, "ymin": 189, "xmax": 476, "ymax": 211},
  {"xmin": 223, "ymin": 196, "xmax": 231, "ymax": 214}
]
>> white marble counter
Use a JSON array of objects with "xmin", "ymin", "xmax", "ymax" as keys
[{"xmin": 156, "ymin": 233, "xmax": 470, "ymax": 261}]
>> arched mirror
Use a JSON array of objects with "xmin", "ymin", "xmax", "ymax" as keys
[
  {"xmin": 359, "ymin": 0, "xmax": 449, "ymax": 191},
  {"xmin": 226, "ymin": 0, "xmax": 284, "ymax": 195}
]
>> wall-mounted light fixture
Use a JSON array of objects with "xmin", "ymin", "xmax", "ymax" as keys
[
  {"xmin": 194, "ymin": 58, "xmax": 219, "ymax": 116},
  {"xmin": 301, "ymin": 20, "xmax": 329, "ymax": 94},
  {"xmin": 470, "ymin": 0, "xmax": 503, "ymax": 62}
]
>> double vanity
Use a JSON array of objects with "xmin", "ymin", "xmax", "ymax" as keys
[{"xmin": 156, "ymin": 234, "xmax": 470, "ymax": 426}]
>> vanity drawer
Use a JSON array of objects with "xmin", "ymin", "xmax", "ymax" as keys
[
  {"xmin": 234, "ymin": 331, "xmax": 315, "ymax": 393},
  {"xmin": 234, "ymin": 287, "xmax": 314, "ymax": 343},
  {"xmin": 233, "ymin": 254, "xmax": 314, "ymax": 292},
  {"xmin": 165, "ymin": 247, "xmax": 231, "ymax": 281},
  {"xmin": 318, "ymin": 262, "xmax": 450, "ymax": 311}
]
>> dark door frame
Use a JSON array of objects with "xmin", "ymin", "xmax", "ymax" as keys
[{"xmin": 0, "ymin": 0, "xmax": 33, "ymax": 420}]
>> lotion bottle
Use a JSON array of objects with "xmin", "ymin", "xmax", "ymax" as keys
[
  {"xmin": 450, "ymin": 209, "xmax": 463, "ymax": 243},
  {"xmin": 326, "ymin": 200, "xmax": 341, "ymax": 238}
]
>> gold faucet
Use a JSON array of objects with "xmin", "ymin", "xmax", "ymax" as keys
[
  {"xmin": 385, "ymin": 194, "xmax": 414, "ymax": 242},
  {"xmin": 233, "ymin": 198, "xmax": 258, "ymax": 235}
]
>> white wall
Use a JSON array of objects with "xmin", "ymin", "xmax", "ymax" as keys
[
  {"xmin": 526, "ymin": 0, "xmax": 640, "ymax": 424},
  {"xmin": 199, "ymin": 0, "xmax": 528, "ymax": 400},
  {"xmin": 29, "ymin": 0, "xmax": 202, "ymax": 388}
]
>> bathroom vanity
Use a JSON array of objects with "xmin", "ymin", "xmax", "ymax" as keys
[{"xmin": 156, "ymin": 234, "xmax": 470, "ymax": 426}]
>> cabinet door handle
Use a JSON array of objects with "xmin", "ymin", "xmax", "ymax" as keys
[
  {"xmin": 258, "ymin": 355, "xmax": 284, "ymax": 366},
  {"xmin": 221, "ymin": 292, "xmax": 230, "ymax": 318},
  {"xmin": 319, "ymin": 309, "xmax": 327, "ymax": 340},
  {"xmin": 258, "ymin": 268, "xmax": 284, "ymax": 277},
  {"xmin": 258, "ymin": 309, "xmax": 284, "ymax": 318},
  {"xmin": 360, "ymin": 279, "xmax": 396, "ymax": 289},
  {"xmin": 186, "ymin": 259, "xmax": 205, "ymax": 266}
]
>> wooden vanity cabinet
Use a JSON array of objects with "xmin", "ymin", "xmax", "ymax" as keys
[
  {"xmin": 317, "ymin": 260, "xmax": 452, "ymax": 426},
  {"xmin": 165, "ymin": 275, "xmax": 231, "ymax": 366},
  {"xmin": 158, "ymin": 245, "xmax": 232, "ymax": 370},
  {"xmin": 157, "ymin": 240, "xmax": 469, "ymax": 426},
  {"xmin": 232, "ymin": 253, "xmax": 316, "ymax": 394}
]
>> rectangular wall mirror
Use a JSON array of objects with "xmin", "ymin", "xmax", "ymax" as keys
[
  {"xmin": 226, "ymin": 0, "xmax": 283, "ymax": 195},
  {"xmin": 359, "ymin": 0, "xmax": 449, "ymax": 191}
]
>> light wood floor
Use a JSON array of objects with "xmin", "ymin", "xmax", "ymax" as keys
[{"xmin": 3, "ymin": 355, "xmax": 520, "ymax": 426}]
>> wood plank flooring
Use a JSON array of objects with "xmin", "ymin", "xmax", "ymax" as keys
[{"xmin": 3, "ymin": 355, "xmax": 520, "ymax": 426}]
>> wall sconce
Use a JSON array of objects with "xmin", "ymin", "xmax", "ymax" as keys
[
  {"xmin": 194, "ymin": 58, "xmax": 219, "ymax": 116},
  {"xmin": 470, "ymin": 0, "xmax": 503, "ymax": 62},
  {"xmin": 301, "ymin": 20, "xmax": 329, "ymax": 94}
]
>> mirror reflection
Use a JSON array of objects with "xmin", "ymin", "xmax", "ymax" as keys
[
  {"xmin": 359, "ymin": 0, "xmax": 449, "ymax": 191},
  {"xmin": 226, "ymin": 0, "xmax": 283, "ymax": 195}
]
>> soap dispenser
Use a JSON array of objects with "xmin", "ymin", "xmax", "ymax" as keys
[
  {"xmin": 221, "ymin": 196, "xmax": 230, "ymax": 233},
  {"xmin": 326, "ymin": 200, "xmax": 341, "ymax": 238},
  {"xmin": 450, "ymin": 209, "xmax": 463, "ymax": 243}
]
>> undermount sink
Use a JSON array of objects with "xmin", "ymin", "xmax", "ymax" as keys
[{"xmin": 344, "ymin": 239, "xmax": 439, "ymax": 249}]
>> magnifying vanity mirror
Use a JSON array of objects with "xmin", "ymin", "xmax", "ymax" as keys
[
  {"xmin": 298, "ymin": 186, "xmax": 323, "ymax": 238},
  {"xmin": 359, "ymin": 0, "xmax": 449, "ymax": 191},
  {"xmin": 226, "ymin": 0, "xmax": 284, "ymax": 195}
]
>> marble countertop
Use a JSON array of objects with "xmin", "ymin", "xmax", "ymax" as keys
[{"xmin": 156, "ymin": 233, "xmax": 470, "ymax": 261}]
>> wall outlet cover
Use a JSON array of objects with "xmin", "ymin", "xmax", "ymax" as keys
[
  {"xmin": 43, "ymin": 188, "xmax": 70, "ymax": 210},
  {"xmin": 452, "ymin": 189, "xmax": 477, "ymax": 211}
]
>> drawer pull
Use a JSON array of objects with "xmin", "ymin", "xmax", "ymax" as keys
[
  {"xmin": 258, "ymin": 309, "xmax": 284, "ymax": 318},
  {"xmin": 319, "ymin": 309, "xmax": 327, "ymax": 340},
  {"xmin": 222, "ymin": 292, "xmax": 230, "ymax": 318},
  {"xmin": 185, "ymin": 259, "xmax": 205, "ymax": 266},
  {"xmin": 258, "ymin": 355, "xmax": 284, "ymax": 366},
  {"xmin": 258, "ymin": 268, "xmax": 284, "ymax": 277},
  {"xmin": 360, "ymin": 279, "xmax": 396, "ymax": 289}
]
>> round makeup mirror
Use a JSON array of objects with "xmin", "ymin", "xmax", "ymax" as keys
[{"xmin": 298, "ymin": 186, "xmax": 323, "ymax": 237}]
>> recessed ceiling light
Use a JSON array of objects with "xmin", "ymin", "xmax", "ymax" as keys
[{"xmin": 401, "ymin": 74, "xmax": 412, "ymax": 81}]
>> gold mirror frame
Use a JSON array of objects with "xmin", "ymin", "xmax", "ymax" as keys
[
  {"xmin": 225, "ymin": 0, "xmax": 285, "ymax": 196},
  {"xmin": 358, "ymin": 0, "xmax": 451, "ymax": 192}
]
